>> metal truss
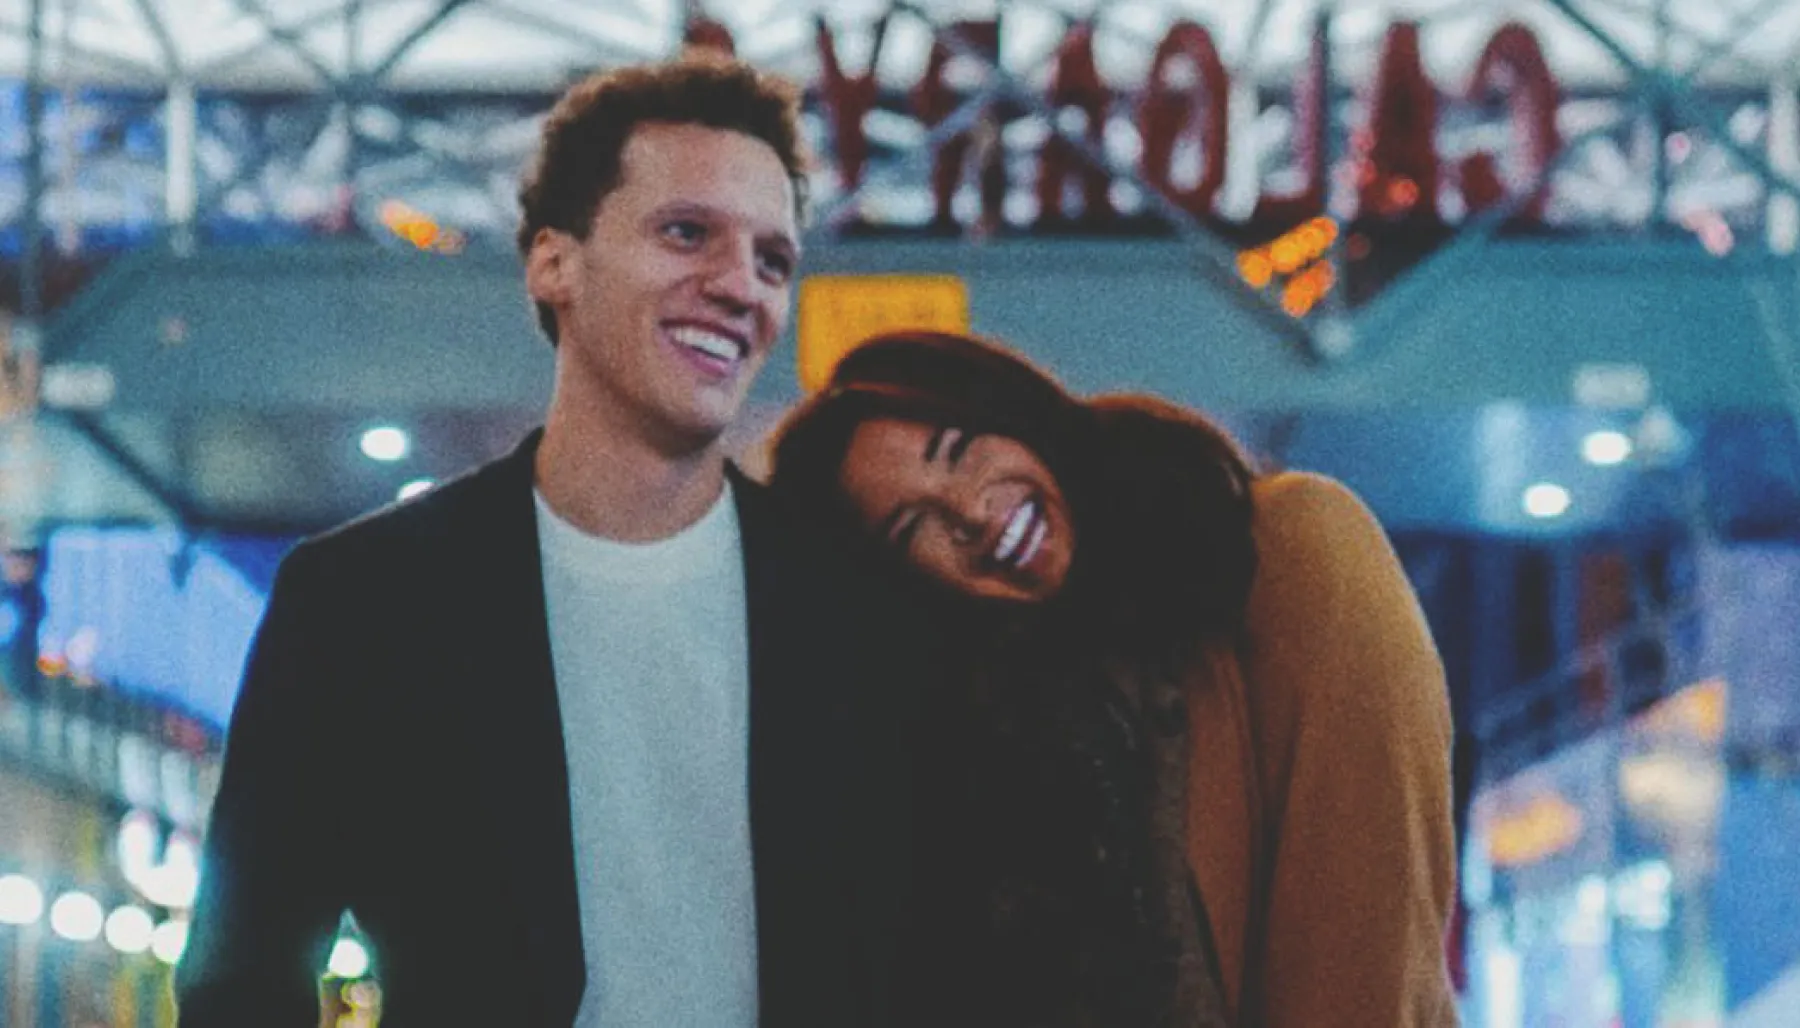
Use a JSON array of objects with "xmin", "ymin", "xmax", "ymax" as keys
[
  {"xmin": 0, "ymin": 0, "xmax": 1797, "ymax": 363},
  {"xmin": 0, "ymin": 7, "xmax": 1790, "ymax": 235}
]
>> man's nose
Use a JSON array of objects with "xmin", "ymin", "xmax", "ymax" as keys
[{"xmin": 701, "ymin": 243, "xmax": 758, "ymax": 312}]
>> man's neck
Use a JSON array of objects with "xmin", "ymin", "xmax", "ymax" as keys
[{"xmin": 535, "ymin": 392, "xmax": 730, "ymax": 544}]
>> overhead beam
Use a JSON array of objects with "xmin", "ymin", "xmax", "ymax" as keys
[
  {"xmin": 365, "ymin": 0, "xmax": 474, "ymax": 85},
  {"xmin": 21, "ymin": 0, "xmax": 46, "ymax": 324},
  {"xmin": 478, "ymin": 0, "xmax": 659, "ymax": 66},
  {"xmin": 1542, "ymin": 0, "xmax": 1800, "ymax": 205},
  {"xmin": 230, "ymin": 0, "xmax": 351, "ymax": 92},
  {"xmin": 0, "ymin": 14, "xmax": 162, "ymax": 80},
  {"xmin": 127, "ymin": 0, "xmax": 184, "ymax": 78}
]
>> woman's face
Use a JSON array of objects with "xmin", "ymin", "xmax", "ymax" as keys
[{"xmin": 838, "ymin": 417, "xmax": 1076, "ymax": 602}]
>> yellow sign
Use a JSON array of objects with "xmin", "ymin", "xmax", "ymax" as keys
[
  {"xmin": 1486, "ymin": 792, "xmax": 1585, "ymax": 868},
  {"xmin": 796, "ymin": 274, "xmax": 969, "ymax": 393}
]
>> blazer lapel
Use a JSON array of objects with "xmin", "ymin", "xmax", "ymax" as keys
[
  {"xmin": 457, "ymin": 432, "xmax": 587, "ymax": 1023},
  {"xmin": 732, "ymin": 469, "xmax": 862, "ymax": 1025}
]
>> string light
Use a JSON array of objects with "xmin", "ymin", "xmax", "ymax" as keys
[
  {"xmin": 329, "ymin": 938, "xmax": 372, "ymax": 979},
  {"xmin": 49, "ymin": 891, "xmax": 105, "ymax": 942},
  {"xmin": 104, "ymin": 905, "xmax": 156, "ymax": 955},
  {"xmin": 1237, "ymin": 217, "xmax": 1341, "ymax": 318},
  {"xmin": 377, "ymin": 201, "xmax": 466, "ymax": 255},
  {"xmin": 0, "ymin": 875, "xmax": 45, "ymax": 926},
  {"xmin": 151, "ymin": 919, "xmax": 189, "ymax": 965}
]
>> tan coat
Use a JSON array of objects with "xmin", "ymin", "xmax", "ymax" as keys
[{"xmin": 1185, "ymin": 472, "xmax": 1460, "ymax": 1026}]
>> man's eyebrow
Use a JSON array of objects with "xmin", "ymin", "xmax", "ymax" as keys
[{"xmin": 760, "ymin": 227, "xmax": 801, "ymax": 259}]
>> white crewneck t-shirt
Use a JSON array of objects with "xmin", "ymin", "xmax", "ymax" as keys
[{"xmin": 534, "ymin": 484, "xmax": 757, "ymax": 1027}]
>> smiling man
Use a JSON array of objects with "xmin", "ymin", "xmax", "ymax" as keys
[{"xmin": 177, "ymin": 58, "xmax": 927, "ymax": 1028}]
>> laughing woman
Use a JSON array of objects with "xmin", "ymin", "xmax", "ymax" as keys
[{"xmin": 770, "ymin": 331, "xmax": 1459, "ymax": 1027}]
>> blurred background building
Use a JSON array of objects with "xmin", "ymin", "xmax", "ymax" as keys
[{"xmin": 0, "ymin": 0, "xmax": 1796, "ymax": 1024}]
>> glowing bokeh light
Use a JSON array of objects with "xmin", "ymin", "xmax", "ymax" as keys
[
  {"xmin": 104, "ymin": 905, "xmax": 155, "ymax": 954},
  {"xmin": 151, "ymin": 919, "xmax": 189, "ymax": 965},
  {"xmin": 329, "ymin": 937, "xmax": 372, "ymax": 979},
  {"xmin": 360, "ymin": 427, "xmax": 410, "ymax": 463},
  {"xmin": 49, "ymin": 891, "xmax": 105, "ymax": 942},
  {"xmin": 1582, "ymin": 430, "xmax": 1634, "ymax": 466},
  {"xmin": 1523, "ymin": 483, "xmax": 1572, "ymax": 519},
  {"xmin": 0, "ymin": 874, "xmax": 45, "ymax": 926}
]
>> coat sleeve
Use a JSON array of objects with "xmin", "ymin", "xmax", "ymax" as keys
[
  {"xmin": 175, "ymin": 544, "xmax": 352, "ymax": 1026},
  {"xmin": 1238, "ymin": 473, "xmax": 1460, "ymax": 1027}
]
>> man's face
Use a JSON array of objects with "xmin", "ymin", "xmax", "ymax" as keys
[{"xmin": 528, "ymin": 121, "xmax": 800, "ymax": 453}]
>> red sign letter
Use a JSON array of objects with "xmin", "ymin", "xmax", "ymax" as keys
[
  {"xmin": 1254, "ymin": 18, "xmax": 1328, "ymax": 225},
  {"xmin": 1137, "ymin": 21, "xmax": 1230, "ymax": 220},
  {"xmin": 1461, "ymin": 22, "xmax": 1561, "ymax": 222},
  {"xmin": 1355, "ymin": 21, "xmax": 1441, "ymax": 222},
  {"xmin": 1034, "ymin": 22, "xmax": 1114, "ymax": 228},
  {"xmin": 913, "ymin": 20, "xmax": 1005, "ymax": 234},
  {"xmin": 816, "ymin": 15, "xmax": 890, "ymax": 198}
]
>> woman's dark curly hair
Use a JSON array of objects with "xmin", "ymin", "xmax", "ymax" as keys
[{"xmin": 769, "ymin": 330, "xmax": 1260, "ymax": 667}]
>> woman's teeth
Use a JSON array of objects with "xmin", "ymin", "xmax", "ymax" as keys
[
  {"xmin": 993, "ymin": 500, "xmax": 1038, "ymax": 566},
  {"xmin": 1018, "ymin": 515, "xmax": 1048, "ymax": 567}
]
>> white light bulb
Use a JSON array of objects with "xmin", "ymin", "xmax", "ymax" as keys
[
  {"xmin": 397, "ymin": 478, "xmax": 435, "ymax": 501},
  {"xmin": 49, "ymin": 891, "xmax": 105, "ymax": 942},
  {"xmin": 138, "ymin": 862, "xmax": 200, "ymax": 911},
  {"xmin": 1582, "ymin": 430, "xmax": 1633, "ymax": 466},
  {"xmin": 359, "ymin": 427, "xmax": 409, "ymax": 462},
  {"xmin": 328, "ymin": 937, "xmax": 371, "ymax": 979},
  {"xmin": 104, "ymin": 905, "xmax": 155, "ymax": 954},
  {"xmin": 118, "ymin": 809, "xmax": 161, "ymax": 886},
  {"xmin": 151, "ymin": 919, "xmax": 189, "ymax": 965},
  {"xmin": 0, "ymin": 874, "xmax": 45, "ymax": 926},
  {"xmin": 1523, "ymin": 483, "xmax": 1572, "ymax": 519}
]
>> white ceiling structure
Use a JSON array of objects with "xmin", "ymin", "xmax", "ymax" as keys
[{"xmin": 0, "ymin": 0, "xmax": 1795, "ymax": 94}]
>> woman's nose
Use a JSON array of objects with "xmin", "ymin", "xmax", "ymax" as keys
[{"xmin": 941, "ymin": 488, "xmax": 993, "ymax": 546}]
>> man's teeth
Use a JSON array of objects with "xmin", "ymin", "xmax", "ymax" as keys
[
  {"xmin": 670, "ymin": 326, "xmax": 742, "ymax": 362},
  {"xmin": 994, "ymin": 501, "xmax": 1036, "ymax": 564}
]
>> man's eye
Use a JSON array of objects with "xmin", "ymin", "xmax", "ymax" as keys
[
  {"xmin": 661, "ymin": 220, "xmax": 706, "ymax": 245},
  {"xmin": 758, "ymin": 250, "xmax": 794, "ymax": 282}
]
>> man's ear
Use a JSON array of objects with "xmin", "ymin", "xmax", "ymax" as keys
[{"xmin": 524, "ymin": 227, "xmax": 574, "ymax": 307}]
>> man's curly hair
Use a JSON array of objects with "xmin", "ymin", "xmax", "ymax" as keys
[{"xmin": 516, "ymin": 56, "xmax": 808, "ymax": 345}]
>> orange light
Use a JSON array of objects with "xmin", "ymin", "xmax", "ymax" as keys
[
  {"xmin": 1633, "ymin": 677, "xmax": 1727, "ymax": 744},
  {"xmin": 1306, "ymin": 260, "xmax": 1336, "ymax": 291},
  {"xmin": 1237, "ymin": 250, "xmax": 1274, "ymax": 289},
  {"xmin": 1487, "ymin": 794, "xmax": 1585, "ymax": 867},
  {"xmin": 1387, "ymin": 177, "xmax": 1420, "ymax": 211},
  {"xmin": 1311, "ymin": 216, "xmax": 1340, "ymax": 246},
  {"xmin": 1281, "ymin": 279, "xmax": 1319, "ymax": 318},
  {"xmin": 378, "ymin": 199, "xmax": 464, "ymax": 254},
  {"xmin": 1270, "ymin": 238, "xmax": 1305, "ymax": 274},
  {"xmin": 1292, "ymin": 226, "xmax": 1322, "ymax": 260}
]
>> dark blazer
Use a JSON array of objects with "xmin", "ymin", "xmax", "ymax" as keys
[{"xmin": 176, "ymin": 432, "xmax": 928, "ymax": 1027}]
